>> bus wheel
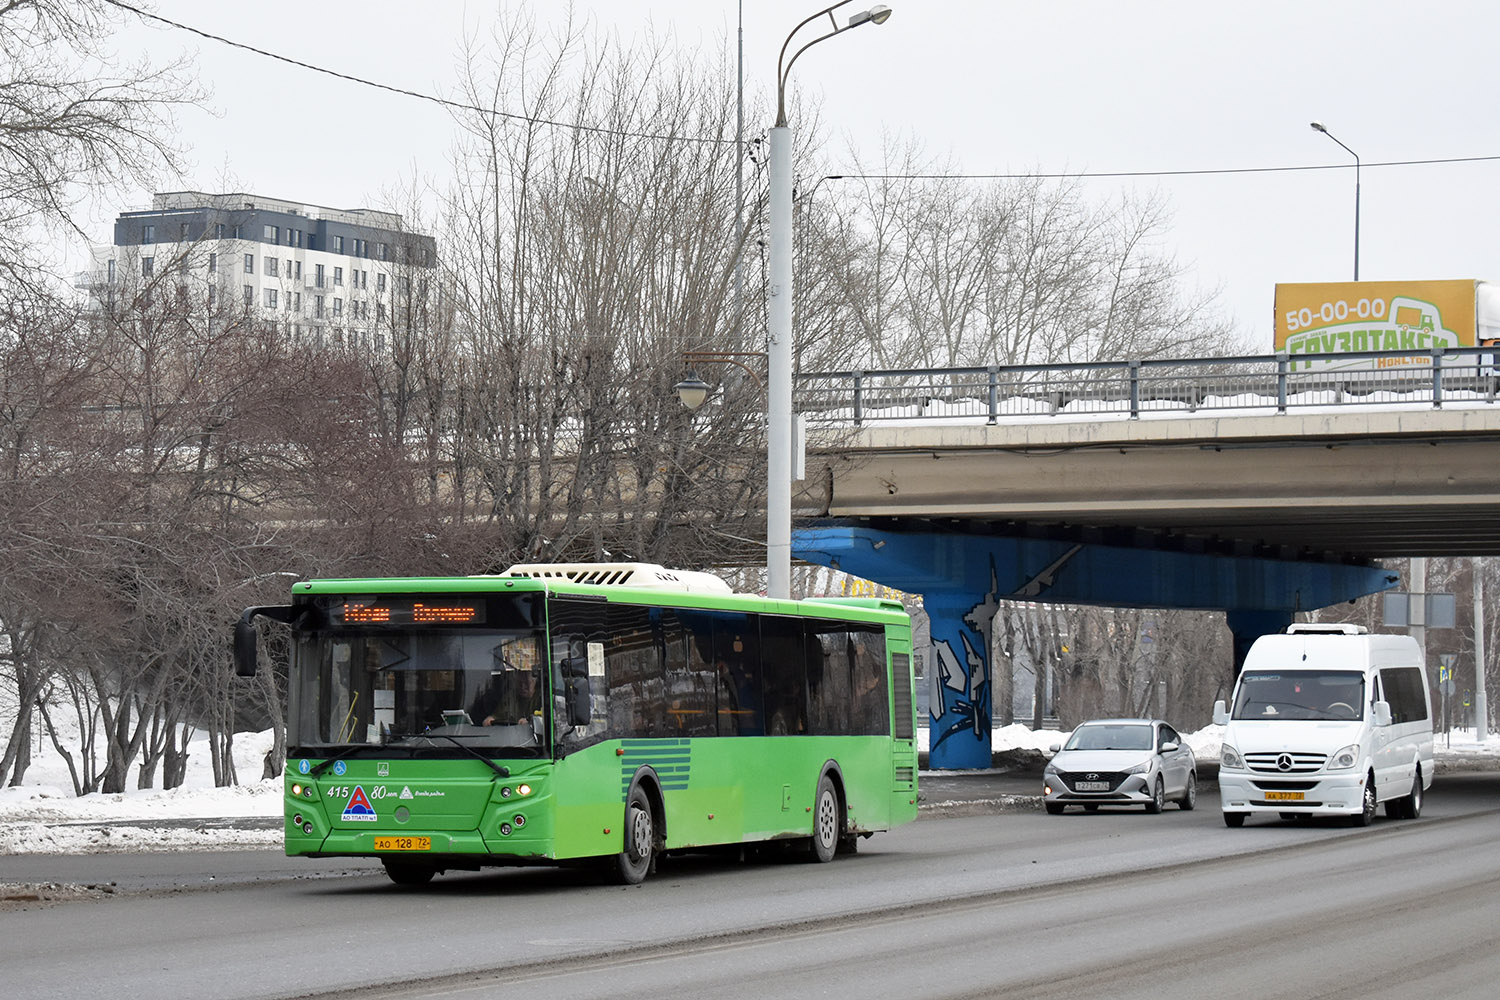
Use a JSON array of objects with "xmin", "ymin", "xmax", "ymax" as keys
[
  {"xmin": 383, "ymin": 861, "xmax": 434, "ymax": 886},
  {"xmin": 615, "ymin": 785, "xmax": 656, "ymax": 885},
  {"xmin": 810, "ymin": 773, "xmax": 841, "ymax": 864}
]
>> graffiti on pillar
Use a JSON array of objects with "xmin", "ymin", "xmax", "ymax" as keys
[
  {"xmin": 1011, "ymin": 544, "xmax": 1082, "ymax": 599},
  {"xmin": 929, "ymin": 559, "xmax": 1003, "ymax": 756}
]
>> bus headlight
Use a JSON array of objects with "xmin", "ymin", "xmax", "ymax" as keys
[
  {"xmin": 1220, "ymin": 744, "xmax": 1244, "ymax": 770},
  {"xmin": 1326, "ymin": 744, "xmax": 1360, "ymax": 770}
]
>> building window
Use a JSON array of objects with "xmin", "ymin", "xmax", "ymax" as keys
[
  {"xmin": 232, "ymin": 224, "xmax": 243, "ymax": 239},
  {"xmin": 244, "ymin": 254, "xmax": 254, "ymax": 274},
  {"xmin": 294, "ymin": 260, "xmax": 302, "ymax": 280},
  {"xmin": 333, "ymin": 266, "xmax": 343, "ymax": 286},
  {"xmin": 422, "ymin": 247, "xmax": 430, "ymax": 265},
  {"xmin": 208, "ymin": 285, "xmax": 216, "ymax": 307},
  {"xmin": 107, "ymin": 259, "xmax": 116, "ymax": 282},
  {"xmin": 264, "ymin": 224, "xmax": 278, "ymax": 242},
  {"xmin": 141, "ymin": 256, "xmax": 154, "ymax": 277},
  {"xmin": 179, "ymin": 222, "xmax": 190, "ymax": 241},
  {"xmin": 377, "ymin": 302, "xmax": 385, "ymax": 322},
  {"xmin": 315, "ymin": 295, "xmax": 324, "ymax": 318},
  {"xmin": 293, "ymin": 291, "xmax": 301, "ymax": 312},
  {"xmin": 315, "ymin": 263, "xmax": 325, "ymax": 288},
  {"xmin": 359, "ymin": 270, "xmax": 368, "ymax": 289},
  {"xmin": 243, "ymin": 284, "xmax": 253, "ymax": 307},
  {"xmin": 208, "ymin": 252, "xmax": 217, "ymax": 273},
  {"xmin": 264, "ymin": 287, "xmax": 277, "ymax": 309},
  {"xmin": 216, "ymin": 223, "xmax": 226, "ymax": 239},
  {"xmin": 375, "ymin": 331, "xmax": 385, "ymax": 351},
  {"xmin": 141, "ymin": 224, "xmax": 155, "ymax": 245},
  {"xmin": 266, "ymin": 257, "xmax": 279, "ymax": 278},
  {"xmin": 295, "ymin": 230, "xmax": 304, "ymax": 248},
  {"xmin": 332, "ymin": 235, "xmax": 345, "ymax": 254},
  {"xmin": 333, "ymin": 297, "xmax": 342, "ymax": 317},
  {"xmin": 376, "ymin": 272, "xmax": 386, "ymax": 293},
  {"xmin": 379, "ymin": 242, "xmax": 389, "ymax": 261},
  {"xmin": 285, "ymin": 259, "xmax": 292, "ymax": 279}
]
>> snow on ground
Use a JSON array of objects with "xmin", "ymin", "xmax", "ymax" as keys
[{"xmin": 0, "ymin": 724, "xmax": 1494, "ymax": 855}]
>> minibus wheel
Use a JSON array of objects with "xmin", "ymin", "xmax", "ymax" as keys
[{"xmin": 1350, "ymin": 775, "xmax": 1376, "ymax": 827}]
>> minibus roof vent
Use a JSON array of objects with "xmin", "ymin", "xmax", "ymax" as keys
[
  {"xmin": 1286, "ymin": 623, "xmax": 1368, "ymax": 635},
  {"xmin": 496, "ymin": 562, "xmax": 734, "ymax": 594}
]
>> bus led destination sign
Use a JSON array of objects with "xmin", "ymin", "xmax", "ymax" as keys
[{"xmin": 335, "ymin": 599, "xmax": 485, "ymax": 625}]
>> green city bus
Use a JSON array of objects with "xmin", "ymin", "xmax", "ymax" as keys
[{"xmin": 233, "ymin": 563, "xmax": 918, "ymax": 885}]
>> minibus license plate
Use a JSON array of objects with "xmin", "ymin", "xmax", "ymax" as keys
[
  {"xmin": 374, "ymin": 836, "xmax": 431, "ymax": 851},
  {"xmin": 1075, "ymin": 781, "xmax": 1109, "ymax": 792},
  {"xmin": 1264, "ymin": 791, "xmax": 1304, "ymax": 802}
]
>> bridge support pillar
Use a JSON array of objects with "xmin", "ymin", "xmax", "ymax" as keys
[{"xmin": 922, "ymin": 591, "xmax": 998, "ymax": 770}]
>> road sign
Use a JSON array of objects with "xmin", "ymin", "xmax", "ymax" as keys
[
  {"xmin": 1439, "ymin": 665, "xmax": 1452, "ymax": 683},
  {"xmin": 1464, "ymin": 690, "xmax": 1472, "ymax": 707}
]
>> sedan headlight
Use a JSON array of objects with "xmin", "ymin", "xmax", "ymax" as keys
[
  {"xmin": 1043, "ymin": 762, "xmax": 1059, "ymax": 776},
  {"xmin": 1220, "ymin": 744, "xmax": 1244, "ymax": 770},
  {"xmin": 1326, "ymin": 744, "xmax": 1360, "ymax": 770},
  {"xmin": 1122, "ymin": 760, "xmax": 1152, "ymax": 775}
]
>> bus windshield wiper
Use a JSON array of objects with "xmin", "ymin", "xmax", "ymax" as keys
[{"xmin": 419, "ymin": 732, "xmax": 512, "ymax": 780}]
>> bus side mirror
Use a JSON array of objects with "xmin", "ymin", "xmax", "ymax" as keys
[
  {"xmin": 567, "ymin": 674, "xmax": 591, "ymax": 727},
  {"xmin": 233, "ymin": 619, "xmax": 259, "ymax": 677},
  {"xmin": 1213, "ymin": 700, "xmax": 1229, "ymax": 726},
  {"xmin": 1373, "ymin": 700, "xmax": 1392, "ymax": 726}
]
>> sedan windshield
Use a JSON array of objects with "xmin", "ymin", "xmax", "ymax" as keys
[{"xmin": 1063, "ymin": 724, "xmax": 1153, "ymax": 751}]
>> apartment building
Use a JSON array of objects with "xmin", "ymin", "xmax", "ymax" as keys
[{"xmin": 81, "ymin": 191, "xmax": 439, "ymax": 350}]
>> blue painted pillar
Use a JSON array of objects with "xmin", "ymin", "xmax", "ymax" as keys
[{"xmin": 923, "ymin": 590, "xmax": 999, "ymax": 770}]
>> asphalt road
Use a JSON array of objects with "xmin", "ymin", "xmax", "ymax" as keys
[{"xmin": 2, "ymin": 772, "xmax": 1496, "ymax": 1000}]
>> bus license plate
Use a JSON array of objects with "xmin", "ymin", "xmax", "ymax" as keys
[
  {"xmin": 1264, "ymin": 791, "xmax": 1304, "ymax": 802},
  {"xmin": 1074, "ymin": 781, "xmax": 1109, "ymax": 792},
  {"xmin": 374, "ymin": 836, "xmax": 431, "ymax": 851}
]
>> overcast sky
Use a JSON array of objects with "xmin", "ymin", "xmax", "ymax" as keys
[{"xmin": 96, "ymin": 0, "xmax": 1500, "ymax": 350}]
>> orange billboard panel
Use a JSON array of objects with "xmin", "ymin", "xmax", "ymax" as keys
[{"xmin": 1274, "ymin": 280, "xmax": 1479, "ymax": 370}]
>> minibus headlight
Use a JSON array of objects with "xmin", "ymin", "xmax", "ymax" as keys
[
  {"xmin": 1220, "ymin": 745, "xmax": 1244, "ymax": 770},
  {"xmin": 1326, "ymin": 744, "xmax": 1360, "ymax": 770}
]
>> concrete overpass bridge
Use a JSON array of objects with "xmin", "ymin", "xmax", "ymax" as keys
[{"xmin": 786, "ymin": 348, "xmax": 1500, "ymax": 767}]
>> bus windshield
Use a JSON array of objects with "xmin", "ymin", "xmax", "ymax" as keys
[
  {"xmin": 290, "ymin": 628, "xmax": 548, "ymax": 756},
  {"xmin": 1232, "ymin": 670, "xmax": 1366, "ymax": 721}
]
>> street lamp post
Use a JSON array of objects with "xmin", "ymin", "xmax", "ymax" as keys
[
  {"xmin": 1310, "ymin": 121, "xmax": 1360, "ymax": 281},
  {"xmin": 766, "ymin": 2, "xmax": 891, "ymax": 599}
]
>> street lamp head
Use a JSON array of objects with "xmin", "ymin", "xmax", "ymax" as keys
[
  {"xmin": 1309, "ymin": 121, "xmax": 1327, "ymax": 133},
  {"xmin": 674, "ymin": 373, "xmax": 711, "ymax": 410},
  {"xmin": 848, "ymin": 4, "xmax": 893, "ymax": 27}
]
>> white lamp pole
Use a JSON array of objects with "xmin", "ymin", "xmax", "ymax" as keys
[{"xmin": 767, "ymin": 2, "xmax": 891, "ymax": 599}]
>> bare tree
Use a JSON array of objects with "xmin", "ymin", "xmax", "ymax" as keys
[{"xmin": 0, "ymin": 0, "xmax": 202, "ymax": 292}]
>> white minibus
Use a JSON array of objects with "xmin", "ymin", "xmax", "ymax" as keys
[{"xmin": 1213, "ymin": 623, "xmax": 1434, "ymax": 827}]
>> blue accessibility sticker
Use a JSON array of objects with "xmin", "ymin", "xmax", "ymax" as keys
[{"xmin": 333, "ymin": 760, "xmax": 347, "ymax": 776}]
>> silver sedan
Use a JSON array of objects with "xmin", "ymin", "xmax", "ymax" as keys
[{"xmin": 1043, "ymin": 718, "xmax": 1198, "ymax": 814}]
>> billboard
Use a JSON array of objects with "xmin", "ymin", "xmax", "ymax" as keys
[{"xmin": 1273, "ymin": 279, "xmax": 1496, "ymax": 371}]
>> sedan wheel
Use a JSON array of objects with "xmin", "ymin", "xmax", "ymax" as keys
[
  {"xmin": 1145, "ymin": 776, "xmax": 1164, "ymax": 814},
  {"xmin": 1178, "ymin": 772, "xmax": 1197, "ymax": 811}
]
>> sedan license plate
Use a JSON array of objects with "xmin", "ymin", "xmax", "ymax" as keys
[
  {"xmin": 374, "ymin": 836, "xmax": 431, "ymax": 852},
  {"xmin": 1263, "ymin": 791, "xmax": 1304, "ymax": 802},
  {"xmin": 1074, "ymin": 781, "xmax": 1110, "ymax": 792}
]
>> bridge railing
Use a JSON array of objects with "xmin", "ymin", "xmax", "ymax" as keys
[{"xmin": 796, "ymin": 347, "xmax": 1500, "ymax": 426}]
